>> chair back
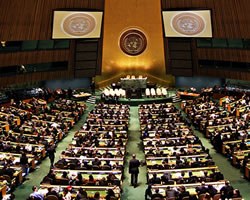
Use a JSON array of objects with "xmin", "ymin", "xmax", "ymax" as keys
[
  {"xmin": 153, "ymin": 198, "xmax": 164, "ymax": 200},
  {"xmin": 114, "ymin": 88, "xmax": 120, "ymax": 96},
  {"xmin": 168, "ymin": 180, "xmax": 175, "ymax": 185},
  {"xmin": 167, "ymin": 197, "xmax": 176, "ymax": 200},
  {"xmin": 182, "ymin": 197, "xmax": 190, "ymax": 200},
  {"xmin": 2, "ymin": 175, "xmax": 11, "ymax": 184},
  {"xmin": 92, "ymin": 165, "xmax": 100, "ymax": 170},
  {"xmin": 199, "ymin": 194, "xmax": 206, "ymax": 200},
  {"xmin": 104, "ymin": 89, "xmax": 110, "ymax": 96},
  {"xmin": 145, "ymin": 88, "xmax": 150, "ymax": 96},
  {"xmin": 232, "ymin": 198, "xmax": 242, "ymax": 200},
  {"xmin": 55, "ymin": 163, "xmax": 66, "ymax": 169},
  {"xmin": 213, "ymin": 194, "xmax": 221, "ymax": 200},
  {"xmin": 102, "ymin": 165, "xmax": 111, "ymax": 170},
  {"xmin": 109, "ymin": 89, "xmax": 115, "ymax": 96},
  {"xmin": 156, "ymin": 88, "xmax": 162, "ymax": 96},
  {"xmin": 56, "ymin": 178, "xmax": 69, "ymax": 185},
  {"xmin": 151, "ymin": 88, "xmax": 156, "ymax": 96},
  {"xmin": 46, "ymin": 195, "xmax": 59, "ymax": 200},
  {"xmin": 162, "ymin": 88, "xmax": 167, "ymax": 96}
]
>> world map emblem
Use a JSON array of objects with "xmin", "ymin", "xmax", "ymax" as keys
[
  {"xmin": 119, "ymin": 29, "xmax": 147, "ymax": 56},
  {"xmin": 61, "ymin": 13, "xmax": 97, "ymax": 37},
  {"xmin": 171, "ymin": 12, "xmax": 206, "ymax": 36}
]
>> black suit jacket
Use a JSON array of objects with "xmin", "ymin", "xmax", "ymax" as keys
[{"xmin": 129, "ymin": 158, "xmax": 140, "ymax": 174}]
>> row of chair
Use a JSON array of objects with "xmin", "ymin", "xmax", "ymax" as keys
[
  {"xmin": 145, "ymin": 88, "xmax": 168, "ymax": 97},
  {"xmin": 102, "ymin": 88, "xmax": 126, "ymax": 97},
  {"xmin": 139, "ymin": 102, "xmax": 240, "ymax": 200},
  {"xmin": 124, "ymin": 75, "xmax": 144, "ymax": 79}
]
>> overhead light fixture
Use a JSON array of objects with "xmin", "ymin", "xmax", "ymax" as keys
[
  {"xmin": 1, "ymin": 41, "xmax": 6, "ymax": 47},
  {"xmin": 20, "ymin": 64, "xmax": 27, "ymax": 73}
]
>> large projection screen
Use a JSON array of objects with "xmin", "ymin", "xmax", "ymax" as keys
[
  {"xmin": 52, "ymin": 11, "xmax": 103, "ymax": 39},
  {"xmin": 162, "ymin": 10, "xmax": 212, "ymax": 38}
]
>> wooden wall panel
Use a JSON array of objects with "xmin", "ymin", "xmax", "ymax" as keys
[
  {"xmin": 197, "ymin": 48, "xmax": 250, "ymax": 63},
  {"xmin": 161, "ymin": 0, "xmax": 250, "ymax": 38},
  {"xmin": 162, "ymin": 0, "xmax": 250, "ymax": 81},
  {"xmin": 0, "ymin": 0, "xmax": 104, "ymax": 87},
  {"xmin": 0, "ymin": 0, "xmax": 105, "ymax": 40},
  {"xmin": 0, "ymin": 50, "xmax": 69, "ymax": 67},
  {"xmin": 198, "ymin": 67, "xmax": 250, "ymax": 81}
]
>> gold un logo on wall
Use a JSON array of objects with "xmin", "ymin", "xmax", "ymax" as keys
[{"xmin": 119, "ymin": 28, "xmax": 147, "ymax": 56}]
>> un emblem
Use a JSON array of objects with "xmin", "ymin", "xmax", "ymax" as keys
[{"xmin": 119, "ymin": 29, "xmax": 147, "ymax": 56}]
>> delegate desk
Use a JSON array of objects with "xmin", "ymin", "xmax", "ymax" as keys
[
  {"xmin": 141, "ymin": 123, "xmax": 187, "ymax": 131},
  {"xmin": 206, "ymin": 124, "xmax": 234, "ymax": 137},
  {"xmin": 71, "ymin": 138, "xmax": 127, "ymax": 147},
  {"xmin": 73, "ymin": 92, "xmax": 91, "ymax": 99},
  {"xmin": 0, "ymin": 112, "xmax": 20, "ymax": 126},
  {"xmin": 57, "ymin": 156, "xmax": 124, "ymax": 169},
  {"xmin": 88, "ymin": 113, "xmax": 129, "ymax": 120},
  {"xmin": 139, "ymin": 103, "xmax": 173, "ymax": 108},
  {"xmin": 236, "ymin": 105, "xmax": 250, "ymax": 117},
  {"xmin": 144, "ymin": 145, "xmax": 204, "ymax": 156},
  {"xmin": 232, "ymin": 150, "xmax": 250, "ymax": 166},
  {"xmin": 52, "ymin": 169, "xmax": 122, "ymax": 185},
  {"xmin": 37, "ymin": 114, "xmax": 75, "ymax": 128},
  {"xmin": 199, "ymin": 116, "xmax": 233, "ymax": 131},
  {"xmin": 9, "ymin": 106, "xmax": 31, "ymax": 119},
  {"xmin": 152, "ymin": 181, "xmax": 226, "ymax": 196},
  {"xmin": 141, "ymin": 127, "xmax": 190, "ymax": 137},
  {"xmin": 76, "ymin": 130, "xmax": 128, "ymax": 138},
  {"xmin": 1, "ymin": 141, "xmax": 46, "ymax": 159},
  {"xmin": 177, "ymin": 92, "xmax": 200, "ymax": 99},
  {"xmin": 222, "ymin": 139, "xmax": 250, "ymax": 155},
  {"xmin": 0, "ymin": 165, "xmax": 23, "ymax": 183},
  {"xmin": 0, "ymin": 184, "xmax": 7, "ymax": 197},
  {"xmin": 21, "ymin": 125, "xmax": 64, "ymax": 141},
  {"xmin": 88, "ymin": 124, "xmax": 127, "ymax": 131},
  {"xmin": 146, "ymin": 154, "xmax": 210, "ymax": 167},
  {"xmin": 0, "ymin": 152, "xmax": 36, "ymax": 169},
  {"xmin": 148, "ymin": 166, "xmax": 219, "ymax": 180},
  {"xmin": 39, "ymin": 185, "xmax": 120, "ymax": 199},
  {"xmin": 51, "ymin": 110, "xmax": 80, "ymax": 122},
  {"xmin": 0, "ymin": 121, "xmax": 9, "ymax": 132},
  {"xmin": 245, "ymin": 163, "xmax": 250, "ymax": 180},
  {"xmin": 143, "ymin": 136, "xmax": 197, "ymax": 144},
  {"xmin": 9, "ymin": 130, "xmax": 54, "ymax": 145},
  {"xmin": 66, "ymin": 147, "xmax": 125, "ymax": 158}
]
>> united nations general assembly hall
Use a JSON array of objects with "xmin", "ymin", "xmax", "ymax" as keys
[{"xmin": 0, "ymin": 0, "xmax": 249, "ymax": 200}]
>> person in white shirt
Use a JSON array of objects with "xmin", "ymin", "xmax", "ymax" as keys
[{"xmin": 62, "ymin": 188, "xmax": 72, "ymax": 200}]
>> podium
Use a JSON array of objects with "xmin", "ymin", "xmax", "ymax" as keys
[
  {"xmin": 126, "ymin": 89, "xmax": 142, "ymax": 99},
  {"xmin": 120, "ymin": 76, "xmax": 147, "ymax": 99},
  {"xmin": 120, "ymin": 77, "xmax": 147, "ymax": 89}
]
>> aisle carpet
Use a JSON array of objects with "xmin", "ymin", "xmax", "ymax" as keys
[{"xmin": 121, "ymin": 106, "xmax": 147, "ymax": 200}]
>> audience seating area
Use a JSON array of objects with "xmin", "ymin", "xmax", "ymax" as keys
[
  {"xmin": 36, "ymin": 103, "xmax": 130, "ymax": 200},
  {"xmin": 139, "ymin": 102, "xmax": 242, "ymax": 200},
  {"xmin": 0, "ymin": 97, "xmax": 85, "ymax": 199},
  {"xmin": 182, "ymin": 94, "xmax": 250, "ymax": 181}
]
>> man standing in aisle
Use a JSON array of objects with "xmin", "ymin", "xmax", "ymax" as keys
[
  {"xmin": 129, "ymin": 153, "xmax": 140, "ymax": 188},
  {"xmin": 47, "ymin": 142, "xmax": 56, "ymax": 168}
]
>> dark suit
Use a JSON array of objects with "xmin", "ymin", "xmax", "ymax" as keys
[
  {"xmin": 129, "ymin": 158, "xmax": 140, "ymax": 186},
  {"xmin": 47, "ymin": 145, "xmax": 56, "ymax": 167}
]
